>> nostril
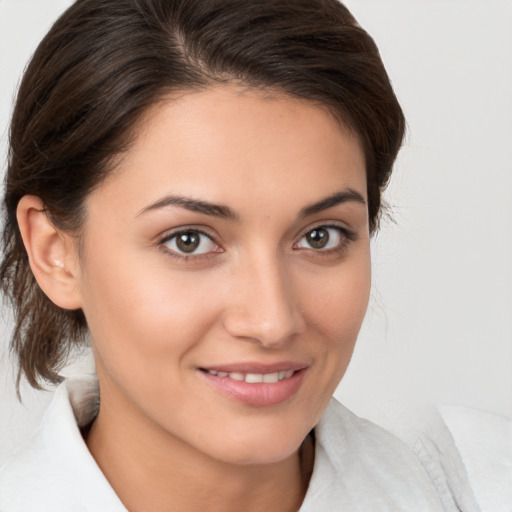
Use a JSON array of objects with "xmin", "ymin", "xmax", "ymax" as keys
[{"xmin": 222, "ymin": 312, "xmax": 304, "ymax": 348}]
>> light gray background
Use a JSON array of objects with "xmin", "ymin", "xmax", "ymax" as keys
[{"xmin": 1, "ymin": 0, "xmax": 511, "ymax": 463}]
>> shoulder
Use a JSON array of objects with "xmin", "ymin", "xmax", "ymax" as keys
[
  {"xmin": 0, "ymin": 376, "xmax": 126, "ymax": 512},
  {"xmin": 440, "ymin": 405, "xmax": 512, "ymax": 512},
  {"xmin": 300, "ymin": 398, "xmax": 480, "ymax": 512}
]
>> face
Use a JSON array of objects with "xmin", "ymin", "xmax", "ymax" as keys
[{"xmin": 75, "ymin": 86, "xmax": 370, "ymax": 465}]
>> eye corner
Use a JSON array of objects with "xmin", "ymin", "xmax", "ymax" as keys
[
  {"xmin": 294, "ymin": 223, "xmax": 357, "ymax": 254},
  {"xmin": 158, "ymin": 227, "xmax": 223, "ymax": 261}
]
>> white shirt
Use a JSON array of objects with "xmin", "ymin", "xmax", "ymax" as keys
[{"xmin": 0, "ymin": 375, "xmax": 480, "ymax": 511}]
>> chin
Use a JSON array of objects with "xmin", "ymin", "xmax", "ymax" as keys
[
  {"xmin": 218, "ymin": 440, "xmax": 302, "ymax": 466},
  {"xmin": 201, "ymin": 420, "xmax": 311, "ymax": 466}
]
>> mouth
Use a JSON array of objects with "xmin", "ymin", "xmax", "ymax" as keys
[
  {"xmin": 198, "ymin": 363, "xmax": 307, "ymax": 407},
  {"xmin": 201, "ymin": 368, "xmax": 296, "ymax": 383}
]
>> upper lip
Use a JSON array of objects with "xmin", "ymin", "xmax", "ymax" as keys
[{"xmin": 199, "ymin": 361, "xmax": 308, "ymax": 374}]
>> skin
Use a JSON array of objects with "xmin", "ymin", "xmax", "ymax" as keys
[{"xmin": 18, "ymin": 86, "xmax": 370, "ymax": 512}]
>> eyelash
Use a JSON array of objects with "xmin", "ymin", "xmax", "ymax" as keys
[
  {"xmin": 159, "ymin": 228, "xmax": 221, "ymax": 261},
  {"xmin": 294, "ymin": 224, "xmax": 357, "ymax": 257},
  {"xmin": 158, "ymin": 224, "xmax": 357, "ymax": 261}
]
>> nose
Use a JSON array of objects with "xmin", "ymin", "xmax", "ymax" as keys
[{"xmin": 222, "ymin": 254, "xmax": 306, "ymax": 348}]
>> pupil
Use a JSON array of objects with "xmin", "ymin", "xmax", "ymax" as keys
[
  {"xmin": 307, "ymin": 228, "xmax": 329, "ymax": 249},
  {"xmin": 176, "ymin": 232, "xmax": 200, "ymax": 253}
]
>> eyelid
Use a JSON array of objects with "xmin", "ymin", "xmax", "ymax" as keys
[
  {"xmin": 296, "ymin": 221, "xmax": 357, "ymax": 242},
  {"xmin": 159, "ymin": 226, "xmax": 214, "ymax": 243},
  {"xmin": 293, "ymin": 222, "xmax": 357, "ymax": 253},
  {"xmin": 158, "ymin": 226, "xmax": 223, "ymax": 259}
]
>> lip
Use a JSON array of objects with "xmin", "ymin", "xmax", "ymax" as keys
[
  {"xmin": 200, "ymin": 361, "xmax": 307, "ymax": 374},
  {"xmin": 198, "ymin": 362, "xmax": 308, "ymax": 407}
]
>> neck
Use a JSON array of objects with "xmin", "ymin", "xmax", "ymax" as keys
[{"xmin": 85, "ymin": 382, "xmax": 313, "ymax": 512}]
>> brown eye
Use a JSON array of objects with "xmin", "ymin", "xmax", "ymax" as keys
[
  {"xmin": 162, "ymin": 229, "xmax": 217, "ymax": 255},
  {"xmin": 176, "ymin": 232, "xmax": 200, "ymax": 253},
  {"xmin": 305, "ymin": 228, "xmax": 330, "ymax": 249},
  {"xmin": 296, "ymin": 226, "xmax": 348, "ymax": 251}
]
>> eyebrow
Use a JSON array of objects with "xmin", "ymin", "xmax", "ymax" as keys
[
  {"xmin": 137, "ymin": 195, "xmax": 239, "ymax": 220},
  {"xmin": 138, "ymin": 188, "xmax": 366, "ymax": 220},
  {"xmin": 299, "ymin": 188, "xmax": 366, "ymax": 218}
]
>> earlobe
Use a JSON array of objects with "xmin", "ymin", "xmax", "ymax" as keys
[{"xmin": 16, "ymin": 195, "xmax": 83, "ymax": 310}]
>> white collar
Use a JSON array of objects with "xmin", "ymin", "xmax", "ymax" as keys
[
  {"xmin": 0, "ymin": 375, "xmax": 126, "ymax": 511},
  {"xmin": 0, "ymin": 375, "xmax": 478, "ymax": 512}
]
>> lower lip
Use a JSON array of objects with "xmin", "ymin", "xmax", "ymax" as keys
[{"xmin": 200, "ymin": 369, "xmax": 306, "ymax": 407}]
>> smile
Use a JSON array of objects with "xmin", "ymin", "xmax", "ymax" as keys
[
  {"xmin": 199, "ymin": 364, "xmax": 307, "ymax": 407},
  {"xmin": 203, "ymin": 369, "xmax": 295, "ymax": 383}
]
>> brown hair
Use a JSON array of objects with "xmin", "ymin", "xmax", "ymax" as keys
[{"xmin": 0, "ymin": 0, "xmax": 405, "ymax": 390}]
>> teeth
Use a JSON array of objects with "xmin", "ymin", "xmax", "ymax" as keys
[
  {"xmin": 206, "ymin": 369, "xmax": 296, "ymax": 383},
  {"xmin": 245, "ymin": 373, "xmax": 264, "ymax": 383}
]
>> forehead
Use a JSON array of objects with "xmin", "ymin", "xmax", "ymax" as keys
[{"xmin": 91, "ymin": 86, "xmax": 366, "ymax": 218}]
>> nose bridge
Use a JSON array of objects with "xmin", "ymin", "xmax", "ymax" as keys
[{"xmin": 223, "ymin": 248, "xmax": 304, "ymax": 346}]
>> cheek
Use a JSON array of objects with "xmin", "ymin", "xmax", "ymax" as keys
[
  {"xmin": 307, "ymin": 253, "xmax": 370, "ymax": 325},
  {"xmin": 299, "ymin": 248, "xmax": 371, "ymax": 361},
  {"xmin": 288, "ymin": 248, "xmax": 371, "ymax": 428},
  {"xmin": 79, "ymin": 248, "xmax": 220, "ymax": 382}
]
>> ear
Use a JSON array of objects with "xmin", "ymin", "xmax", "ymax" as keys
[{"xmin": 16, "ymin": 195, "xmax": 83, "ymax": 310}]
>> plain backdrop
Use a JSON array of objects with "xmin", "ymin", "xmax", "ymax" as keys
[{"xmin": 0, "ymin": 0, "xmax": 511, "ymax": 463}]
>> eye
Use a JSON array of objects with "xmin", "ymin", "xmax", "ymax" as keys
[
  {"xmin": 161, "ymin": 229, "xmax": 219, "ymax": 256},
  {"xmin": 295, "ymin": 225, "xmax": 350, "ymax": 251}
]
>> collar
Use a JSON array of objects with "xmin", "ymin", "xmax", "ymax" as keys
[
  {"xmin": 0, "ymin": 375, "xmax": 126, "ymax": 511},
  {"xmin": 0, "ymin": 375, "xmax": 473, "ymax": 512}
]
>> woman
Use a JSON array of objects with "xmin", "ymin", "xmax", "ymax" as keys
[{"xmin": 0, "ymin": 0, "xmax": 480, "ymax": 510}]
